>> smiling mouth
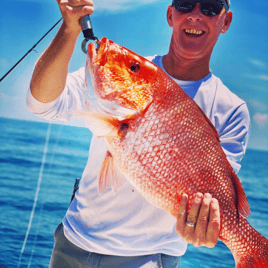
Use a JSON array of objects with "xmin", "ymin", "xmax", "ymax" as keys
[{"xmin": 184, "ymin": 29, "xmax": 205, "ymax": 37}]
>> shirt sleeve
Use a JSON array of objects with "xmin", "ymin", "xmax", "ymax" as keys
[
  {"xmin": 218, "ymin": 103, "xmax": 251, "ymax": 173},
  {"xmin": 26, "ymin": 67, "xmax": 86, "ymax": 122}
]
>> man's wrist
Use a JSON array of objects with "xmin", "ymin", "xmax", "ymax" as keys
[{"xmin": 60, "ymin": 21, "xmax": 81, "ymax": 40}]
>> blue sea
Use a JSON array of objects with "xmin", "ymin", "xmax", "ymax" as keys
[{"xmin": 0, "ymin": 117, "xmax": 268, "ymax": 268}]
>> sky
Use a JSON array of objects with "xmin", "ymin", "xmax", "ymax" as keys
[{"xmin": 0, "ymin": 0, "xmax": 267, "ymax": 151}]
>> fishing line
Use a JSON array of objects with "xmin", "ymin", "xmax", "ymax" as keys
[
  {"xmin": 27, "ymin": 197, "xmax": 44, "ymax": 268},
  {"xmin": 4, "ymin": 18, "xmax": 64, "ymax": 267},
  {"xmin": 10, "ymin": 12, "xmax": 94, "ymax": 267},
  {"xmin": 17, "ymin": 122, "xmax": 52, "ymax": 268},
  {"xmin": 27, "ymin": 123, "xmax": 64, "ymax": 267}
]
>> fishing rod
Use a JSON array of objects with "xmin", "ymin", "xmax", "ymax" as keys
[
  {"xmin": 0, "ymin": 18, "xmax": 63, "ymax": 83},
  {"xmin": 0, "ymin": 15, "xmax": 99, "ymax": 83}
]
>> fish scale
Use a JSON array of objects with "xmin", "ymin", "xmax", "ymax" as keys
[
  {"xmin": 83, "ymin": 37, "xmax": 268, "ymax": 267},
  {"xmin": 107, "ymin": 75, "xmax": 235, "ymax": 218}
]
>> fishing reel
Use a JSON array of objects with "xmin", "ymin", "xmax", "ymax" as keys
[{"xmin": 81, "ymin": 15, "xmax": 100, "ymax": 54}]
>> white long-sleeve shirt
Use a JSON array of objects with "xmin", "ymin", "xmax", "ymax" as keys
[{"xmin": 26, "ymin": 55, "xmax": 250, "ymax": 257}]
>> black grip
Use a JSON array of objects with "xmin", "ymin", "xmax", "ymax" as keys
[{"xmin": 83, "ymin": 28, "xmax": 95, "ymax": 40}]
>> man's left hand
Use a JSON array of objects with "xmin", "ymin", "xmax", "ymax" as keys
[{"xmin": 176, "ymin": 192, "xmax": 220, "ymax": 248}]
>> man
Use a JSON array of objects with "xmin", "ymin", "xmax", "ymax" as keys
[{"xmin": 27, "ymin": 0, "xmax": 250, "ymax": 267}]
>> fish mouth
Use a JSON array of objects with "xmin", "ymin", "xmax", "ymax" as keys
[
  {"xmin": 88, "ymin": 37, "xmax": 109, "ymax": 67},
  {"xmin": 86, "ymin": 37, "xmax": 138, "ymax": 120}
]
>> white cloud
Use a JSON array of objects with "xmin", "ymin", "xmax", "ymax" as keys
[
  {"xmin": 249, "ymin": 59, "xmax": 265, "ymax": 67},
  {"xmin": 0, "ymin": 93, "xmax": 30, "ymax": 119},
  {"xmin": 15, "ymin": 0, "xmax": 161, "ymax": 11},
  {"xmin": 243, "ymin": 74, "xmax": 268, "ymax": 81},
  {"xmin": 253, "ymin": 113, "xmax": 268, "ymax": 129},
  {"xmin": 258, "ymin": 75, "xmax": 268, "ymax": 81},
  {"xmin": 248, "ymin": 100, "xmax": 268, "ymax": 112},
  {"xmin": 93, "ymin": 0, "xmax": 161, "ymax": 11},
  {"xmin": 0, "ymin": 93, "xmax": 87, "ymax": 127}
]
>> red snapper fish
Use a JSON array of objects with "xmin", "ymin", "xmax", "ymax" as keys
[{"xmin": 80, "ymin": 37, "xmax": 268, "ymax": 267}]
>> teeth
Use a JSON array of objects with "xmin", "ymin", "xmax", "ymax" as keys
[{"xmin": 185, "ymin": 29, "xmax": 204, "ymax": 35}]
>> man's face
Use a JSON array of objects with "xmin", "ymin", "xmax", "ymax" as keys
[{"xmin": 167, "ymin": 2, "xmax": 232, "ymax": 61}]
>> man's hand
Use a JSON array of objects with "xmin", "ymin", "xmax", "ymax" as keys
[
  {"xmin": 30, "ymin": 1, "xmax": 94, "ymax": 103},
  {"xmin": 176, "ymin": 193, "xmax": 220, "ymax": 248},
  {"xmin": 56, "ymin": 0, "xmax": 94, "ymax": 35}
]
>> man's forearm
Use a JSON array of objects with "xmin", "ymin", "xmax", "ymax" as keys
[{"xmin": 30, "ymin": 23, "xmax": 79, "ymax": 103}]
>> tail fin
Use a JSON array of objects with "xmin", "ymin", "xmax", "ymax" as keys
[{"xmin": 226, "ymin": 217, "xmax": 268, "ymax": 268}]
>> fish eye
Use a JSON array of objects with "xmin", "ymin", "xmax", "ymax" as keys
[
  {"xmin": 120, "ymin": 122, "xmax": 129, "ymax": 131},
  {"xmin": 129, "ymin": 62, "xmax": 140, "ymax": 73}
]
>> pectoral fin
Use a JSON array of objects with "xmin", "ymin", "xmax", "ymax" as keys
[
  {"xmin": 70, "ymin": 111, "xmax": 119, "ymax": 137},
  {"xmin": 98, "ymin": 151, "xmax": 126, "ymax": 194}
]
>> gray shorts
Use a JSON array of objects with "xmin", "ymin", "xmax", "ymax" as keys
[{"xmin": 49, "ymin": 223, "xmax": 181, "ymax": 268}]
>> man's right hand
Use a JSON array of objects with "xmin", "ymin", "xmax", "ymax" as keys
[
  {"xmin": 30, "ymin": 1, "xmax": 94, "ymax": 103},
  {"xmin": 56, "ymin": 0, "xmax": 94, "ymax": 36}
]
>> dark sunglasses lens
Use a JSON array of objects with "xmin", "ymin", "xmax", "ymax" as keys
[
  {"xmin": 174, "ymin": 1, "xmax": 196, "ymax": 13},
  {"xmin": 173, "ymin": 0, "xmax": 224, "ymax": 16},
  {"xmin": 180, "ymin": 3, "xmax": 196, "ymax": 13},
  {"xmin": 200, "ymin": 2, "xmax": 224, "ymax": 16}
]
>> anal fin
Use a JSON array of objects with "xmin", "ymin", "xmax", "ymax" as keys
[{"xmin": 98, "ymin": 151, "xmax": 126, "ymax": 194}]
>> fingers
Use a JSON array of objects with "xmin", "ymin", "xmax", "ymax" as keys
[
  {"xmin": 206, "ymin": 198, "xmax": 220, "ymax": 247},
  {"xmin": 57, "ymin": 0, "xmax": 94, "ymax": 34},
  {"xmin": 183, "ymin": 193, "xmax": 203, "ymax": 242},
  {"xmin": 176, "ymin": 193, "xmax": 188, "ymax": 237},
  {"xmin": 186, "ymin": 193, "xmax": 203, "ymax": 227},
  {"xmin": 176, "ymin": 192, "xmax": 220, "ymax": 248},
  {"xmin": 194, "ymin": 193, "xmax": 212, "ymax": 243},
  {"xmin": 57, "ymin": 0, "xmax": 93, "ymax": 7},
  {"xmin": 58, "ymin": 0, "xmax": 94, "ymax": 16}
]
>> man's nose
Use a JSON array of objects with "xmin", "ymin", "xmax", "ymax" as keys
[{"xmin": 187, "ymin": 3, "xmax": 203, "ymax": 21}]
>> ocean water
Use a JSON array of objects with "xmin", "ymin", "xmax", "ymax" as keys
[{"xmin": 0, "ymin": 117, "xmax": 267, "ymax": 268}]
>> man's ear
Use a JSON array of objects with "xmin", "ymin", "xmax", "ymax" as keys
[
  {"xmin": 167, "ymin": 5, "xmax": 174, "ymax": 27},
  {"xmin": 221, "ymin": 11, "xmax": 233, "ymax": 33}
]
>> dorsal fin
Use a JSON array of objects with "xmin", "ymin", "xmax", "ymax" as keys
[
  {"xmin": 203, "ymin": 113, "xmax": 220, "ymax": 142},
  {"xmin": 230, "ymin": 169, "xmax": 251, "ymax": 218},
  {"xmin": 193, "ymin": 100, "xmax": 250, "ymax": 217},
  {"xmin": 195, "ymin": 104, "xmax": 220, "ymax": 142},
  {"xmin": 98, "ymin": 151, "xmax": 126, "ymax": 194}
]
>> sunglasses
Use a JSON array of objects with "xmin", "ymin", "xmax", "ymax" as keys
[{"xmin": 172, "ymin": 0, "xmax": 229, "ymax": 17}]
